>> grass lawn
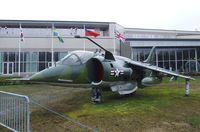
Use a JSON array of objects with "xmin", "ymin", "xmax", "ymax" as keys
[{"xmin": 0, "ymin": 77, "xmax": 200, "ymax": 132}]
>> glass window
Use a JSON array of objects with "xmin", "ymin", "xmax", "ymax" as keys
[
  {"xmin": 177, "ymin": 61, "xmax": 184, "ymax": 72},
  {"xmin": 39, "ymin": 62, "xmax": 45, "ymax": 71},
  {"xmin": 169, "ymin": 61, "xmax": 175, "ymax": 71},
  {"xmin": 30, "ymin": 52, "xmax": 38, "ymax": 72},
  {"xmin": 39, "ymin": 52, "xmax": 45, "ymax": 61},
  {"xmin": 30, "ymin": 62, "xmax": 38, "ymax": 72},
  {"xmin": 132, "ymin": 49, "xmax": 137, "ymax": 61},
  {"xmin": 25, "ymin": 52, "xmax": 30, "ymax": 61},
  {"xmin": 158, "ymin": 61, "xmax": 163, "ymax": 68},
  {"xmin": 0, "ymin": 52, "xmax": 2, "ymax": 63},
  {"xmin": 144, "ymin": 49, "xmax": 150, "ymax": 61},
  {"xmin": 3, "ymin": 52, "xmax": 8, "ymax": 62},
  {"xmin": 176, "ymin": 50, "xmax": 182, "ymax": 61},
  {"xmin": 189, "ymin": 60, "xmax": 196, "ymax": 72},
  {"xmin": 163, "ymin": 51, "xmax": 169, "ymax": 60},
  {"xmin": 139, "ymin": 51, "xmax": 144, "ymax": 61},
  {"xmin": 137, "ymin": 52, "xmax": 140, "ymax": 61},
  {"xmin": 0, "ymin": 63, "xmax": 1, "ymax": 73},
  {"xmin": 15, "ymin": 63, "xmax": 18, "ymax": 72},
  {"xmin": 54, "ymin": 52, "xmax": 59, "ymax": 61},
  {"xmin": 190, "ymin": 49, "xmax": 195, "ymax": 60},
  {"xmin": 197, "ymin": 48, "xmax": 200, "ymax": 61},
  {"xmin": 164, "ymin": 61, "xmax": 169, "ymax": 70},
  {"xmin": 183, "ymin": 50, "xmax": 189, "ymax": 61},
  {"xmin": 20, "ymin": 63, "xmax": 24, "ymax": 72},
  {"xmin": 47, "ymin": 52, "xmax": 51, "ymax": 61},
  {"xmin": 62, "ymin": 54, "xmax": 81, "ymax": 65},
  {"xmin": 157, "ymin": 51, "xmax": 162, "ymax": 61},
  {"xmin": 183, "ymin": 60, "xmax": 189, "ymax": 72},
  {"xmin": 169, "ymin": 51, "xmax": 175, "ymax": 61},
  {"xmin": 25, "ymin": 52, "xmax": 30, "ymax": 72},
  {"xmin": 31, "ymin": 52, "xmax": 38, "ymax": 61},
  {"xmin": 39, "ymin": 52, "xmax": 45, "ymax": 71},
  {"xmin": 9, "ymin": 52, "xmax": 15, "ymax": 62}
]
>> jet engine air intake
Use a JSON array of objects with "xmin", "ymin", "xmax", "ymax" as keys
[{"xmin": 87, "ymin": 58, "xmax": 104, "ymax": 83}]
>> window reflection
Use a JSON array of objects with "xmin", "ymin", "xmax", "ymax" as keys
[
  {"xmin": 0, "ymin": 51, "xmax": 68, "ymax": 74},
  {"xmin": 131, "ymin": 47, "xmax": 198, "ymax": 72}
]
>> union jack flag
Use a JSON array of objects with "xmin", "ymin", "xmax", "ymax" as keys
[{"xmin": 114, "ymin": 30, "xmax": 125, "ymax": 43}]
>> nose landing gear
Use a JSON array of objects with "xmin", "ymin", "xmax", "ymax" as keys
[{"xmin": 91, "ymin": 88, "xmax": 102, "ymax": 104}]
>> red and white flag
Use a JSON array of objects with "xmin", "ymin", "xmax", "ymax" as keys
[{"xmin": 85, "ymin": 29, "xmax": 100, "ymax": 37}]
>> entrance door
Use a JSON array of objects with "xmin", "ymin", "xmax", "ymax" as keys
[{"xmin": 3, "ymin": 62, "xmax": 14, "ymax": 75}]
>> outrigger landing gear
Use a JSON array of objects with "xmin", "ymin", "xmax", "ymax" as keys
[
  {"xmin": 185, "ymin": 79, "xmax": 190, "ymax": 96},
  {"xmin": 91, "ymin": 88, "xmax": 102, "ymax": 104}
]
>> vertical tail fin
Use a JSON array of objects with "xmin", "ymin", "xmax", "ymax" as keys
[{"xmin": 143, "ymin": 46, "xmax": 156, "ymax": 64}]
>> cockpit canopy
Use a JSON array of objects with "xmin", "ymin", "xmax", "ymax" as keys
[{"xmin": 58, "ymin": 51, "xmax": 95, "ymax": 66}]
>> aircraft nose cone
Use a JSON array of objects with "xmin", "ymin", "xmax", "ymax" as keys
[
  {"xmin": 29, "ymin": 66, "xmax": 65, "ymax": 82},
  {"xmin": 29, "ymin": 70, "xmax": 45, "ymax": 81}
]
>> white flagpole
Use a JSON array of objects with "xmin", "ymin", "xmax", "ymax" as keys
[
  {"xmin": 114, "ymin": 38, "xmax": 116, "ymax": 55},
  {"xmin": 18, "ymin": 24, "xmax": 21, "ymax": 76},
  {"xmin": 83, "ymin": 25, "xmax": 86, "ymax": 51},
  {"xmin": 51, "ymin": 24, "xmax": 54, "ymax": 67}
]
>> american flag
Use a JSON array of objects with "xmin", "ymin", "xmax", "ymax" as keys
[{"xmin": 114, "ymin": 30, "xmax": 125, "ymax": 43}]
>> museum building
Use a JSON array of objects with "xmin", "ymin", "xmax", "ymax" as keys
[{"xmin": 0, "ymin": 20, "xmax": 200, "ymax": 76}]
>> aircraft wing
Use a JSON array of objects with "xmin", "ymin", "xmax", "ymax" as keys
[{"xmin": 126, "ymin": 59, "xmax": 195, "ymax": 80}]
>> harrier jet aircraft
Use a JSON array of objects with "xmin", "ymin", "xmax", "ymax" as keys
[{"xmin": 28, "ymin": 36, "xmax": 194, "ymax": 103}]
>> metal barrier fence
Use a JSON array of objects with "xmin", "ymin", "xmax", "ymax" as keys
[{"xmin": 0, "ymin": 91, "xmax": 30, "ymax": 132}]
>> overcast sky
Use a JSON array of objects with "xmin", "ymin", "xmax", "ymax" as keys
[{"xmin": 1, "ymin": 0, "xmax": 200, "ymax": 31}]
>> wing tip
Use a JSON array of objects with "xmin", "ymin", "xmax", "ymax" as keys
[{"xmin": 189, "ymin": 77, "xmax": 195, "ymax": 80}]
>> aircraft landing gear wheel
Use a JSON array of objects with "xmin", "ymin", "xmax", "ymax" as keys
[{"xmin": 91, "ymin": 88, "xmax": 102, "ymax": 104}]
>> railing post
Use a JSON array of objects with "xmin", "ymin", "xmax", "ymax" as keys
[{"xmin": 0, "ymin": 91, "xmax": 30, "ymax": 132}]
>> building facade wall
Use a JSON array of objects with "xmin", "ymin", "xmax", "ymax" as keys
[
  {"xmin": 126, "ymin": 28, "xmax": 200, "ymax": 73},
  {"xmin": 0, "ymin": 20, "xmax": 122, "ymax": 76}
]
